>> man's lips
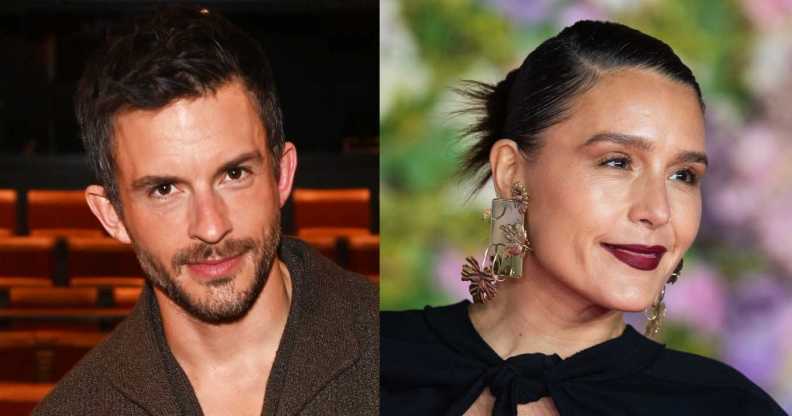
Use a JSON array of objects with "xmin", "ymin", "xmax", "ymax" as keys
[
  {"xmin": 186, "ymin": 254, "xmax": 243, "ymax": 278},
  {"xmin": 601, "ymin": 243, "xmax": 667, "ymax": 271}
]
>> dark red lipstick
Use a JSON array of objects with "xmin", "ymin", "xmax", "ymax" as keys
[{"xmin": 601, "ymin": 243, "xmax": 667, "ymax": 271}]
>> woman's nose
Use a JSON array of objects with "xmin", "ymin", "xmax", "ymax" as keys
[{"xmin": 628, "ymin": 178, "xmax": 671, "ymax": 229}]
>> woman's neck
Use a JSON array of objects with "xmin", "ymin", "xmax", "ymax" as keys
[{"xmin": 469, "ymin": 257, "xmax": 625, "ymax": 360}]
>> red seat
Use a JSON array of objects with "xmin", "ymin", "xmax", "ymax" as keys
[
  {"xmin": 27, "ymin": 190, "xmax": 105, "ymax": 237},
  {"xmin": 0, "ymin": 382, "xmax": 53, "ymax": 415},
  {"xmin": 347, "ymin": 234, "xmax": 379, "ymax": 279},
  {"xmin": 0, "ymin": 190, "xmax": 15, "ymax": 235},
  {"xmin": 298, "ymin": 234, "xmax": 339, "ymax": 263},
  {"xmin": 292, "ymin": 188, "xmax": 371, "ymax": 232},
  {"xmin": 0, "ymin": 330, "xmax": 105, "ymax": 383},
  {"xmin": 67, "ymin": 237, "xmax": 143, "ymax": 277},
  {"xmin": 0, "ymin": 237, "xmax": 56, "ymax": 278}
]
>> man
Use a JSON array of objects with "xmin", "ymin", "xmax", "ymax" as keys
[{"xmin": 33, "ymin": 7, "xmax": 378, "ymax": 416}]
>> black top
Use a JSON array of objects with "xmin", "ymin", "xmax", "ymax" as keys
[{"xmin": 381, "ymin": 301, "xmax": 786, "ymax": 416}]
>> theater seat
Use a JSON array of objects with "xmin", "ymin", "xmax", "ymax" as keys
[
  {"xmin": 0, "ymin": 189, "xmax": 15, "ymax": 235},
  {"xmin": 0, "ymin": 237, "xmax": 56, "ymax": 278},
  {"xmin": 0, "ymin": 330, "xmax": 105, "ymax": 383},
  {"xmin": 347, "ymin": 234, "xmax": 379, "ymax": 279},
  {"xmin": 298, "ymin": 234, "xmax": 339, "ymax": 263},
  {"xmin": 0, "ymin": 382, "xmax": 52, "ymax": 415},
  {"xmin": 292, "ymin": 188, "xmax": 371, "ymax": 232},
  {"xmin": 70, "ymin": 276, "xmax": 145, "ymax": 288},
  {"xmin": 66, "ymin": 237, "xmax": 142, "ymax": 278},
  {"xmin": 27, "ymin": 190, "xmax": 105, "ymax": 237},
  {"xmin": 1, "ymin": 286, "xmax": 141, "ymax": 308}
]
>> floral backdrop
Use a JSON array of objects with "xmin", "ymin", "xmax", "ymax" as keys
[{"xmin": 380, "ymin": 0, "xmax": 792, "ymax": 410}]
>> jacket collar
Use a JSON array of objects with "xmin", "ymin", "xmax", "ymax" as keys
[
  {"xmin": 265, "ymin": 237, "xmax": 361, "ymax": 415},
  {"xmin": 99, "ymin": 237, "xmax": 361, "ymax": 416}
]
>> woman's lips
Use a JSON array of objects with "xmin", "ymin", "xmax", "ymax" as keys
[
  {"xmin": 601, "ymin": 243, "xmax": 667, "ymax": 271},
  {"xmin": 186, "ymin": 254, "xmax": 243, "ymax": 279}
]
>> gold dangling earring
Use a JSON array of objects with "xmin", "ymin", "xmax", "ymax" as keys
[
  {"xmin": 461, "ymin": 182, "xmax": 532, "ymax": 303},
  {"xmin": 644, "ymin": 259, "xmax": 683, "ymax": 338}
]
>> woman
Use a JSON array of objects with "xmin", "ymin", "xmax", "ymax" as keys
[{"xmin": 380, "ymin": 21, "xmax": 786, "ymax": 416}]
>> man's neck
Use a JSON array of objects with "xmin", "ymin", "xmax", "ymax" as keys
[
  {"xmin": 469, "ymin": 257, "xmax": 625, "ymax": 360},
  {"xmin": 155, "ymin": 258, "xmax": 293, "ymax": 373}
]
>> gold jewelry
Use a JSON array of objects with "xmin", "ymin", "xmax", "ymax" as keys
[
  {"xmin": 644, "ymin": 259, "xmax": 683, "ymax": 338},
  {"xmin": 461, "ymin": 181, "xmax": 531, "ymax": 303}
]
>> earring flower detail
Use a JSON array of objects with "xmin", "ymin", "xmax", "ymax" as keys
[
  {"xmin": 461, "ymin": 182, "xmax": 531, "ymax": 303},
  {"xmin": 644, "ymin": 259, "xmax": 683, "ymax": 338},
  {"xmin": 461, "ymin": 256, "xmax": 500, "ymax": 303}
]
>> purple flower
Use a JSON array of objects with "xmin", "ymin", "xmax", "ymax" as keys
[
  {"xmin": 485, "ymin": 0, "xmax": 555, "ymax": 25},
  {"xmin": 557, "ymin": 2, "xmax": 606, "ymax": 28},
  {"xmin": 722, "ymin": 274, "xmax": 789, "ymax": 386},
  {"xmin": 434, "ymin": 246, "xmax": 475, "ymax": 301},
  {"xmin": 755, "ymin": 191, "xmax": 792, "ymax": 274},
  {"xmin": 665, "ymin": 262, "xmax": 727, "ymax": 335}
]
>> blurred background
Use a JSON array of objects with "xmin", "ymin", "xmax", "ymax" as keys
[
  {"xmin": 380, "ymin": 0, "xmax": 792, "ymax": 410},
  {"xmin": 0, "ymin": 1, "xmax": 378, "ymax": 413}
]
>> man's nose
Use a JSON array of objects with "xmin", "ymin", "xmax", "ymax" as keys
[{"xmin": 188, "ymin": 189, "xmax": 232, "ymax": 244}]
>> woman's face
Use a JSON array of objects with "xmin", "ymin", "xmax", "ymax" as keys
[{"xmin": 520, "ymin": 67, "xmax": 706, "ymax": 312}]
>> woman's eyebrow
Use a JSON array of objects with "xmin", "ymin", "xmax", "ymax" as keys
[
  {"xmin": 579, "ymin": 132, "xmax": 654, "ymax": 152},
  {"xmin": 579, "ymin": 132, "xmax": 708, "ymax": 166}
]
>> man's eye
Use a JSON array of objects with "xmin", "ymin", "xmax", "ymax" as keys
[
  {"xmin": 151, "ymin": 184, "xmax": 173, "ymax": 197},
  {"xmin": 226, "ymin": 167, "xmax": 249, "ymax": 181}
]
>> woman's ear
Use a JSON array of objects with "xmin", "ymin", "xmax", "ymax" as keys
[
  {"xmin": 84, "ymin": 185, "xmax": 131, "ymax": 243},
  {"xmin": 489, "ymin": 139, "xmax": 524, "ymax": 198}
]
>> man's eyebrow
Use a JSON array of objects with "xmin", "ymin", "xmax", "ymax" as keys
[
  {"xmin": 214, "ymin": 151, "xmax": 264, "ymax": 178},
  {"xmin": 580, "ymin": 132, "xmax": 708, "ymax": 167},
  {"xmin": 129, "ymin": 151, "xmax": 265, "ymax": 192},
  {"xmin": 130, "ymin": 175, "xmax": 183, "ymax": 192}
]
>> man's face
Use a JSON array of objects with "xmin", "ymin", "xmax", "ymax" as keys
[{"xmin": 110, "ymin": 80, "xmax": 286, "ymax": 324}]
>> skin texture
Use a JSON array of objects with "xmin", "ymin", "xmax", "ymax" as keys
[
  {"xmin": 468, "ymin": 68, "xmax": 706, "ymax": 415},
  {"xmin": 85, "ymin": 79, "xmax": 297, "ymax": 416}
]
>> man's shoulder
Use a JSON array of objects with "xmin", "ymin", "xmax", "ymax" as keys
[{"xmin": 286, "ymin": 236, "xmax": 378, "ymax": 316}]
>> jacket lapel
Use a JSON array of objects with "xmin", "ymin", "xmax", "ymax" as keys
[
  {"xmin": 100, "ymin": 284, "xmax": 182, "ymax": 415},
  {"xmin": 268, "ymin": 238, "xmax": 362, "ymax": 415}
]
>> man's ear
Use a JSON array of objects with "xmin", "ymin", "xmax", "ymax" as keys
[
  {"xmin": 84, "ymin": 185, "xmax": 131, "ymax": 244},
  {"xmin": 277, "ymin": 142, "xmax": 298, "ymax": 208},
  {"xmin": 489, "ymin": 139, "xmax": 524, "ymax": 198}
]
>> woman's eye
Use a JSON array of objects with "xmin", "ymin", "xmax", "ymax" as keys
[
  {"xmin": 670, "ymin": 169, "xmax": 698, "ymax": 185},
  {"xmin": 600, "ymin": 156, "xmax": 631, "ymax": 169}
]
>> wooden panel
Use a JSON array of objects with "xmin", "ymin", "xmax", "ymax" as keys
[
  {"xmin": 0, "ymin": 382, "xmax": 53, "ymax": 415},
  {"xmin": 7, "ymin": 287, "xmax": 98, "ymax": 308},
  {"xmin": 0, "ymin": 237, "xmax": 56, "ymax": 277},
  {"xmin": 0, "ymin": 331, "xmax": 105, "ymax": 382},
  {"xmin": 2, "ymin": 286, "xmax": 141, "ymax": 309},
  {"xmin": 292, "ymin": 188, "xmax": 370, "ymax": 230},
  {"xmin": 70, "ymin": 276, "xmax": 145, "ymax": 287},
  {"xmin": 27, "ymin": 190, "xmax": 103, "ymax": 233},
  {"xmin": 298, "ymin": 234, "xmax": 338, "ymax": 263},
  {"xmin": 67, "ymin": 237, "xmax": 143, "ymax": 277},
  {"xmin": 0, "ymin": 190, "xmax": 15, "ymax": 232},
  {"xmin": 347, "ymin": 234, "xmax": 379, "ymax": 277}
]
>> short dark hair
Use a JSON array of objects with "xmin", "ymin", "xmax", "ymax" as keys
[
  {"xmin": 459, "ymin": 20, "xmax": 704, "ymax": 190},
  {"xmin": 75, "ymin": 6, "xmax": 284, "ymax": 213}
]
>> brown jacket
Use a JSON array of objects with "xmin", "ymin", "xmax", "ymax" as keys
[{"xmin": 33, "ymin": 237, "xmax": 379, "ymax": 415}]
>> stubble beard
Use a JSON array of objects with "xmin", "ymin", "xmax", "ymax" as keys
[{"xmin": 133, "ymin": 213, "xmax": 282, "ymax": 325}]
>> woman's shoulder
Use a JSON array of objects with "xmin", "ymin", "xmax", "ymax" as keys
[
  {"xmin": 381, "ymin": 300, "xmax": 469, "ymax": 342},
  {"xmin": 649, "ymin": 346, "xmax": 786, "ymax": 414}
]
